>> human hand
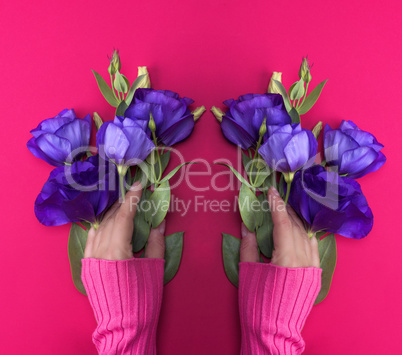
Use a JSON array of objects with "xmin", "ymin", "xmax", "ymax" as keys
[
  {"xmin": 84, "ymin": 182, "xmax": 166, "ymax": 261},
  {"xmin": 240, "ymin": 186, "xmax": 320, "ymax": 268}
]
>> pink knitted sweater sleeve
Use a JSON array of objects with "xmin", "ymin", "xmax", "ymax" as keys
[
  {"xmin": 239, "ymin": 262, "xmax": 322, "ymax": 355},
  {"xmin": 81, "ymin": 257, "xmax": 165, "ymax": 355}
]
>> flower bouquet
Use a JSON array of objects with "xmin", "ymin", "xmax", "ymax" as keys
[
  {"xmin": 213, "ymin": 58, "xmax": 386, "ymax": 303},
  {"xmin": 28, "ymin": 50, "xmax": 205, "ymax": 294}
]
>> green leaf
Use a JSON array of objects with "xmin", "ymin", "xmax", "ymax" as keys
[
  {"xmin": 149, "ymin": 180, "xmax": 171, "ymax": 228},
  {"xmin": 132, "ymin": 189, "xmax": 152, "ymax": 252},
  {"xmin": 239, "ymin": 183, "xmax": 262, "ymax": 231},
  {"xmin": 114, "ymin": 71, "xmax": 129, "ymax": 93},
  {"xmin": 125, "ymin": 74, "xmax": 146, "ymax": 106},
  {"xmin": 273, "ymin": 79, "xmax": 291, "ymax": 112},
  {"xmin": 222, "ymin": 233, "xmax": 241, "ymax": 287},
  {"xmin": 242, "ymin": 151, "xmax": 271, "ymax": 188},
  {"xmin": 288, "ymin": 82, "xmax": 297, "ymax": 97},
  {"xmin": 298, "ymin": 79, "xmax": 328, "ymax": 115},
  {"xmin": 164, "ymin": 231, "xmax": 184, "ymax": 284},
  {"xmin": 289, "ymin": 78, "xmax": 305, "ymax": 101},
  {"xmin": 115, "ymin": 100, "xmax": 128, "ymax": 116},
  {"xmin": 159, "ymin": 162, "xmax": 195, "ymax": 184},
  {"xmin": 68, "ymin": 223, "xmax": 88, "ymax": 295},
  {"xmin": 215, "ymin": 162, "xmax": 253, "ymax": 189},
  {"xmin": 242, "ymin": 150, "xmax": 254, "ymax": 178},
  {"xmin": 315, "ymin": 234, "xmax": 337, "ymax": 305},
  {"xmin": 289, "ymin": 107, "xmax": 301, "ymax": 124},
  {"xmin": 91, "ymin": 70, "xmax": 119, "ymax": 107},
  {"xmin": 256, "ymin": 194, "xmax": 274, "ymax": 258},
  {"xmin": 138, "ymin": 161, "xmax": 155, "ymax": 184}
]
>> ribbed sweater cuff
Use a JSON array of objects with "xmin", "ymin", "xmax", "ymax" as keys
[
  {"xmin": 239, "ymin": 262, "xmax": 322, "ymax": 355},
  {"xmin": 81, "ymin": 257, "xmax": 165, "ymax": 355}
]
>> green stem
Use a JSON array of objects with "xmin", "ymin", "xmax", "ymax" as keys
[
  {"xmin": 250, "ymin": 137, "xmax": 263, "ymax": 186},
  {"xmin": 284, "ymin": 182, "xmax": 291, "ymax": 205},
  {"xmin": 119, "ymin": 172, "xmax": 126, "ymax": 199}
]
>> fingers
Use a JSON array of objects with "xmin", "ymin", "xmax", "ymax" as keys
[
  {"xmin": 268, "ymin": 187, "xmax": 293, "ymax": 250},
  {"xmin": 310, "ymin": 235, "xmax": 321, "ymax": 268},
  {"xmin": 84, "ymin": 226, "xmax": 96, "ymax": 258},
  {"xmin": 239, "ymin": 223, "xmax": 259, "ymax": 263},
  {"xmin": 145, "ymin": 220, "xmax": 166, "ymax": 259}
]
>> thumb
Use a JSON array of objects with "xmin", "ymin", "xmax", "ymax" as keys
[
  {"xmin": 144, "ymin": 220, "xmax": 166, "ymax": 259},
  {"xmin": 239, "ymin": 223, "xmax": 259, "ymax": 263}
]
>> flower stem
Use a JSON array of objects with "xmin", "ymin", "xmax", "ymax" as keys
[
  {"xmin": 110, "ymin": 74, "xmax": 120, "ymax": 103},
  {"xmin": 250, "ymin": 137, "xmax": 263, "ymax": 186},
  {"xmin": 119, "ymin": 172, "xmax": 126, "ymax": 200},
  {"xmin": 152, "ymin": 131, "xmax": 162, "ymax": 183},
  {"xmin": 283, "ymin": 172, "xmax": 294, "ymax": 206},
  {"xmin": 284, "ymin": 182, "xmax": 291, "ymax": 205},
  {"xmin": 298, "ymin": 82, "xmax": 309, "ymax": 109}
]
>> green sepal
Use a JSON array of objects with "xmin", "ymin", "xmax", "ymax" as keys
[
  {"xmin": 91, "ymin": 70, "xmax": 119, "ymax": 107},
  {"xmin": 68, "ymin": 223, "xmax": 88, "ymax": 295},
  {"xmin": 222, "ymin": 233, "xmax": 241, "ymax": 287},
  {"xmin": 125, "ymin": 74, "xmax": 146, "ymax": 106},
  {"xmin": 132, "ymin": 189, "xmax": 152, "ymax": 253},
  {"xmin": 314, "ymin": 233, "xmax": 337, "ymax": 305},
  {"xmin": 298, "ymin": 79, "xmax": 328, "ymax": 115},
  {"xmin": 164, "ymin": 231, "xmax": 184, "ymax": 284}
]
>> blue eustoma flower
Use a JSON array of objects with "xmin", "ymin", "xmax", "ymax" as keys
[
  {"xmin": 34, "ymin": 155, "xmax": 119, "ymax": 227},
  {"xmin": 288, "ymin": 165, "xmax": 373, "ymax": 239},
  {"xmin": 27, "ymin": 109, "xmax": 91, "ymax": 167},
  {"xmin": 324, "ymin": 120, "xmax": 386, "ymax": 179},
  {"xmin": 221, "ymin": 93, "xmax": 291, "ymax": 149},
  {"xmin": 124, "ymin": 88, "xmax": 195, "ymax": 146},
  {"xmin": 258, "ymin": 123, "xmax": 318, "ymax": 175},
  {"xmin": 96, "ymin": 116, "xmax": 155, "ymax": 167}
]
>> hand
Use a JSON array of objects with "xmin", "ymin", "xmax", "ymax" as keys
[
  {"xmin": 240, "ymin": 186, "xmax": 320, "ymax": 268},
  {"xmin": 84, "ymin": 182, "xmax": 165, "ymax": 260}
]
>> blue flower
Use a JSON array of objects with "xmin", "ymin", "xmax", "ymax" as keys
[
  {"xmin": 27, "ymin": 109, "xmax": 91, "ymax": 166},
  {"xmin": 125, "ymin": 88, "xmax": 195, "ymax": 146},
  {"xmin": 221, "ymin": 93, "xmax": 291, "ymax": 149},
  {"xmin": 324, "ymin": 120, "xmax": 386, "ymax": 179}
]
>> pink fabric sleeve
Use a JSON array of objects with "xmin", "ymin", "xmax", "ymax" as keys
[
  {"xmin": 239, "ymin": 262, "xmax": 322, "ymax": 355},
  {"xmin": 81, "ymin": 257, "xmax": 165, "ymax": 355}
]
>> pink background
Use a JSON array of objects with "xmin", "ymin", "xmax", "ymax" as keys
[{"xmin": 1, "ymin": 0, "xmax": 401, "ymax": 354}]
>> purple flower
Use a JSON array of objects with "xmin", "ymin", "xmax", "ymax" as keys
[
  {"xmin": 258, "ymin": 123, "xmax": 317, "ymax": 173},
  {"xmin": 124, "ymin": 88, "xmax": 195, "ymax": 146},
  {"xmin": 324, "ymin": 120, "xmax": 386, "ymax": 179},
  {"xmin": 288, "ymin": 165, "xmax": 373, "ymax": 239},
  {"xmin": 34, "ymin": 155, "xmax": 119, "ymax": 226},
  {"xmin": 96, "ymin": 116, "xmax": 154, "ymax": 166},
  {"xmin": 221, "ymin": 93, "xmax": 291, "ymax": 149},
  {"xmin": 27, "ymin": 109, "xmax": 91, "ymax": 167}
]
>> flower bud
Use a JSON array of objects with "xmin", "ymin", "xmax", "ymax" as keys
[
  {"xmin": 137, "ymin": 66, "xmax": 151, "ymax": 88},
  {"xmin": 108, "ymin": 49, "xmax": 121, "ymax": 75},
  {"xmin": 192, "ymin": 106, "xmax": 206, "ymax": 122},
  {"xmin": 267, "ymin": 72, "xmax": 282, "ymax": 94},
  {"xmin": 312, "ymin": 121, "xmax": 323, "ymax": 139},
  {"xmin": 259, "ymin": 117, "xmax": 267, "ymax": 137},
  {"xmin": 148, "ymin": 112, "xmax": 156, "ymax": 132},
  {"xmin": 211, "ymin": 106, "xmax": 224, "ymax": 123},
  {"xmin": 298, "ymin": 57, "xmax": 312, "ymax": 83},
  {"xmin": 93, "ymin": 112, "xmax": 103, "ymax": 130}
]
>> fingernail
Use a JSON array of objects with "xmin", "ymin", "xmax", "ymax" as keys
[
  {"xmin": 158, "ymin": 220, "xmax": 166, "ymax": 235},
  {"xmin": 270, "ymin": 186, "xmax": 280, "ymax": 196},
  {"xmin": 241, "ymin": 223, "xmax": 248, "ymax": 238},
  {"xmin": 130, "ymin": 181, "xmax": 141, "ymax": 190}
]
